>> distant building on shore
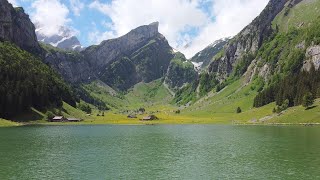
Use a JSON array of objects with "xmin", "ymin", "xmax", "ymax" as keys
[
  {"xmin": 66, "ymin": 118, "xmax": 81, "ymax": 122},
  {"xmin": 51, "ymin": 116, "xmax": 81, "ymax": 122},
  {"xmin": 51, "ymin": 116, "xmax": 65, "ymax": 122}
]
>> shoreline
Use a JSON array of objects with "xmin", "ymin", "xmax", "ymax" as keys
[{"xmin": 2, "ymin": 121, "xmax": 320, "ymax": 127}]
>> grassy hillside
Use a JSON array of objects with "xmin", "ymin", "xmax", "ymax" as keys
[
  {"xmin": 10, "ymin": 102, "xmax": 89, "ymax": 123},
  {"xmin": 12, "ymin": 77, "xmax": 317, "ymax": 125},
  {"xmin": 0, "ymin": 42, "xmax": 77, "ymax": 119},
  {"xmin": 82, "ymin": 81, "xmax": 127, "ymax": 109},
  {"xmin": 0, "ymin": 119, "xmax": 20, "ymax": 127},
  {"xmin": 272, "ymin": 0, "xmax": 320, "ymax": 32},
  {"xmin": 82, "ymin": 79, "xmax": 174, "ymax": 112},
  {"xmin": 173, "ymin": 78, "xmax": 320, "ymax": 124}
]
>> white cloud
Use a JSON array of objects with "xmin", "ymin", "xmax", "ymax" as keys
[
  {"xmin": 70, "ymin": 0, "xmax": 84, "ymax": 16},
  {"xmin": 30, "ymin": 0, "xmax": 71, "ymax": 36},
  {"xmin": 88, "ymin": 22, "xmax": 117, "ymax": 44},
  {"xmin": 89, "ymin": 0, "xmax": 269, "ymax": 58},
  {"xmin": 185, "ymin": 0, "xmax": 269, "ymax": 57},
  {"xmin": 7, "ymin": 0, "xmax": 18, "ymax": 6},
  {"xmin": 89, "ymin": 0, "xmax": 208, "ymax": 48}
]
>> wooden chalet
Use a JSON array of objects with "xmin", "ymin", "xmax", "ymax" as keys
[
  {"xmin": 127, "ymin": 114, "xmax": 137, "ymax": 119},
  {"xmin": 51, "ymin": 116, "xmax": 65, "ymax": 122},
  {"xmin": 66, "ymin": 118, "xmax": 81, "ymax": 122}
]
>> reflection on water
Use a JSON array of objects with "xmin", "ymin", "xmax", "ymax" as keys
[{"xmin": 0, "ymin": 125, "xmax": 320, "ymax": 179}]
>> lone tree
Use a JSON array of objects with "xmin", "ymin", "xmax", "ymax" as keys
[
  {"xmin": 302, "ymin": 92, "xmax": 314, "ymax": 109},
  {"xmin": 236, "ymin": 107, "xmax": 242, "ymax": 114}
]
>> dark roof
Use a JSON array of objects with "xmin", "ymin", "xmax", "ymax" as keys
[{"xmin": 67, "ymin": 118, "xmax": 81, "ymax": 121}]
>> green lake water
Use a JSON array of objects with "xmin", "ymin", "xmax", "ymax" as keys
[{"xmin": 0, "ymin": 125, "xmax": 320, "ymax": 179}]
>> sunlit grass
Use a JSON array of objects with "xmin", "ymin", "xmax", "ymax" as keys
[{"xmin": 0, "ymin": 119, "xmax": 20, "ymax": 127}]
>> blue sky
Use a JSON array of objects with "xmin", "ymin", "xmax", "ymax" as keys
[{"xmin": 8, "ymin": 0, "xmax": 269, "ymax": 57}]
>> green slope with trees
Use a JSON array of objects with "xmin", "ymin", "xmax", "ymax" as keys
[{"xmin": 0, "ymin": 42, "xmax": 77, "ymax": 119}]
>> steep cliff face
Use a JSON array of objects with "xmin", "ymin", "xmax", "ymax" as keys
[
  {"xmin": 84, "ymin": 22, "xmax": 175, "ymax": 90},
  {"xmin": 0, "ymin": 1, "xmax": 40, "ymax": 54},
  {"xmin": 84, "ymin": 22, "xmax": 161, "ymax": 68},
  {"xmin": 191, "ymin": 38, "xmax": 229, "ymax": 69},
  {"xmin": 208, "ymin": 0, "xmax": 287, "ymax": 80},
  {"xmin": 42, "ymin": 46, "xmax": 93, "ymax": 83},
  {"xmin": 165, "ymin": 52, "xmax": 198, "ymax": 91}
]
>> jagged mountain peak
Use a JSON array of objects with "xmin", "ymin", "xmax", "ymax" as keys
[
  {"xmin": 130, "ymin": 21, "xmax": 159, "ymax": 36},
  {"xmin": 191, "ymin": 37, "xmax": 230, "ymax": 69},
  {"xmin": 99, "ymin": 21, "xmax": 160, "ymax": 46},
  {"xmin": 36, "ymin": 25, "xmax": 83, "ymax": 51}
]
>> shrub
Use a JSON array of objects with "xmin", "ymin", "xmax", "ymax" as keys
[
  {"xmin": 236, "ymin": 107, "xmax": 242, "ymax": 114},
  {"xmin": 302, "ymin": 92, "xmax": 314, "ymax": 109},
  {"xmin": 78, "ymin": 104, "xmax": 92, "ymax": 114}
]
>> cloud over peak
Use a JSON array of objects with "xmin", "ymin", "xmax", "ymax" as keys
[
  {"xmin": 9, "ymin": 0, "xmax": 269, "ymax": 58},
  {"xmin": 89, "ymin": 0, "xmax": 269, "ymax": 58}
]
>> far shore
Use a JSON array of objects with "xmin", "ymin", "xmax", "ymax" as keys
[{"xmin": 2, "ymin": 120, "xmax": 320, "ymax": 127}]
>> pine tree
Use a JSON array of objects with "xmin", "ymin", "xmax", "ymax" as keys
[{"xmin": 302, "ymin": 92, "xmax": 314, "ymax": 109}]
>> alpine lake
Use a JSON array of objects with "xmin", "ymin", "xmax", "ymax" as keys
[{"xmin": 0, "ymin": 125, "xmax": 320, "ymax": 179}]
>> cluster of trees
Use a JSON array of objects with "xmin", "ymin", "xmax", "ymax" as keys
[
  {"xmin": 173, "ymin": 80, "xmax": 198, "ymax": 105},
  {"xmin": 254, "ymin": 66, "xmax": 320, "ymax": 109},
  {"xmin": 73, "ymin": 86, "xmax": 109, "ymax": 111},
  {"xmin": 199, "ymin": 73, "xmax": 219, "ymax": 96},
  {"xmin": 0, "ymin": 42, "xmax": 77, "ymax": 119},
  {"xmin": 78, "ymin": 103, "xmax": 92, "ymax": 114},
  {"xmin": 232, "ymin": 53, "xmax": 255, "ymax": 78}
]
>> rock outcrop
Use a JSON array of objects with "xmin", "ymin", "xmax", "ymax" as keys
[
  {"xmin": 0, "ymin": 1, "xmax": 40, "ymax": 54},
  {"xmin": 191, "ymin": 38, "xmax": 229, "ymax": 69},
  {"xmin": 39, "ymin": 22, "xmax": 175, "ymax": 88},
  {"xmin": 303, "ymin": 45, "xmax": 320, "ymax": 71},
  {"xmin": 165, "ymin": 52, "xmax": 198, "ymax": 91},
  {"xmin": 208, "ymin": 0, "xmax": 287, "ymax": 81},
  {"xmin": 43, "ymin": 49, "xmax": 93, "ymax": 83},
  {"xmin": 84, "ymin": 22, "xmax": 161, "ymax": 68},
  {"xmin": 83, "ymin": 22, "xmax": 175, "ymax": 90}
]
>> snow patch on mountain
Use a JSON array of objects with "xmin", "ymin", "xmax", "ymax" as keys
[{"xmin": 36, "ymin": 25, "xmax": 83, "ymax": 51}]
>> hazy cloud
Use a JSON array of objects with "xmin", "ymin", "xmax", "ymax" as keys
[
  {"xmin": 70, "ymin": 0, "xmax": 85, "ymax": 16},
  {"xmin": 30, "ymin": 0, "xmax": 72, "ymax": 36},
  {"xmin": 7, "ymin": 0, "xmax": 18, "ymax": 6}
]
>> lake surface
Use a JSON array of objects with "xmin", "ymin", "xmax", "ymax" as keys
[{"xmin": 0, "ymin": 125, "xmax": 320, "ymax": 179}]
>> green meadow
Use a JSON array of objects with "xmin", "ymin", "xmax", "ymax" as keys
[{"xmin": 4, "ymin": 77, "xmax": 319, "ymax": 127}]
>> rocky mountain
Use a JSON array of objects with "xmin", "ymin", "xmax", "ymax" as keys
[
  {"xmin": 0, "ymin": 0, "xmax": 40, "ymax": 54},
  {"xmin": 191, "ymin": 38, "xmax": 229, "ymax": 69},
  {"xmin": 0, "ymin": 1, "xmax": 77, "ymax": 119},
  {"xmin": 83, "ymin": 22, "xmax": 177, "ymax": 90},
  {"xmin": 208, "ymin": 0, "xmax": 288, "ymax": 81},
  {"xmin": 164, "ymin": 52, "xmax": 198, "ymax": 91},
  {"xmin": 170, "ymin": 0, "xmax": 320, "ymax": 106},
  {"xmin": 41, "ymin": 44, "xmax": 93, "ymax": 83},
  {"xmin": 36, "ymin": 26, "xmax": 83, "ymax": 51}
]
